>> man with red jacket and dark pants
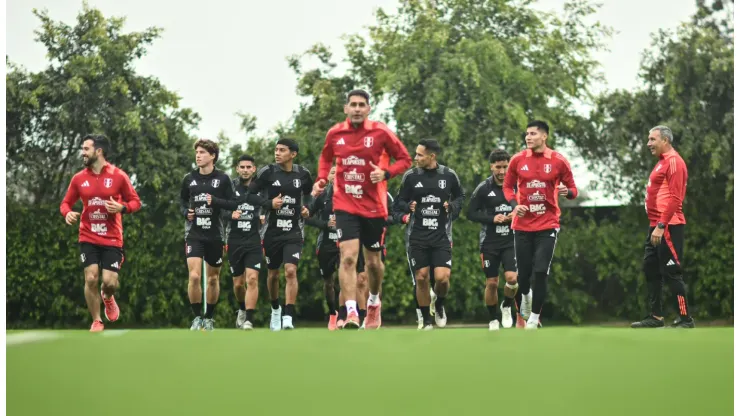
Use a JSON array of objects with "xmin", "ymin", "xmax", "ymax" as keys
[
  {"xmin": 313, "ymin": 89, "xmax": 412, "ymax": 329},
  {"xmin": 631, "ymin": 125, "xmax": 694, "ymax": 328},
  {"xmin": 60, "ymin": 134, "xmax": 142, "ymax": 332},
  {"xmin": 503, "ymin": 121, "xmax": 577, "ymax": 330}
]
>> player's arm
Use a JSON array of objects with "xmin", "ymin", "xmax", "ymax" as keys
[
  {"xmin": 315, "ymin": 132, "xmax": 335, "ymax": 185},
  {"xmin": 119, "ymin": 171, "xmax": 142, "ymax": 214},
  {"xmin": 246, "ymin": 167, "xmax": 273, "ymax": 209},
  {"xmin": 448, "ymin": 169, "xmax": 465, "ymax": 221},
  {"xmin": 394, "ymin": 171, "xmax": 415, "ymax": 224},
  {"xmin": 305, "ymin": 192, "xmax": 328, "ymax": 230},
  {"xmin": 381, "ymin": 129, "xmax": 412, "ymax": 178},
  {"xmin": 301, "ymin": 169, "xmax": 315, "ymax": 214},
  {"xmin": 60, "ymin": 176, "xmax": 80, "ymax": 218},
  {"xmin": 557, "ymin": 155, "xmax": 578, "ymax": 200},
  {"xmin": 179, "ymin": 175, "xmax": 191, "ymax": 218},
  {"xmin": 210, "ymin": 178, "xmax": 239, "ymax": 210},
  {"xmin": 466, "ymin": 181, "xmax": 495, "ymax": 224},
  {"xmin": 503, "ymin": 155, "xmax": 519, "ymax": 208},
  {"xmin": 658, "ymin": 157, "xmax": 687, "ymax": 225}
]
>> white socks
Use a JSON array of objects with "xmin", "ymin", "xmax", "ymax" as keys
[
  {"xmin": 368, "ymin": 293, "xmax": 380, "ymax": 306},
  {"xmin": 345, "ymin": 300, "xmax": 357, "ymax": 314}
]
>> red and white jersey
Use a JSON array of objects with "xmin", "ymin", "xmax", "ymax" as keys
[{"xmin": 60, "ymin": 163, "xmax": 141, "ymax": 248}]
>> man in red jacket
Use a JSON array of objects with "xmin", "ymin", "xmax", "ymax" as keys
[
  {"xmin": 313, "ymin": 89, "xmax": 412, "ymax": 329},
  {"xmin": 503, "ymin": 121, "xmax": 577, "ymax": 329},
  {"xmin": 631, "ymin": 125, "xmax": 694, "ymax": 328},
  {"xmin": 60, "ymin": 134, "xmax": 142, "ymax": 332}
]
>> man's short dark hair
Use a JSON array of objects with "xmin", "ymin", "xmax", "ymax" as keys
[
  {"xmin": 488, "ymin": 149, "xmax": 511, "ymax": 164},
  {"xmin": 347, "ymin": 89, "xmax": 370, "ymax": 104},
  {"xmin": 82, "ymin": 134, "xmax": 110, "ymax": 158},
  {"xmin": 194, "ymin": 139, "xmax": 220, "ymax": 163},
  {"xmin": 237, "ymin": 154, "xmax": 255, "ymax": 165},
  {"xmin": 527, "ymin": 120, "xmax": 550, "ymax": 135},
  {"xmin": 276, "ymin": 138, "xmax": 299, "ymax": 153},
  {"xmin": 418, "ymin": 139, "xmax": 442, "ymax": 155}
]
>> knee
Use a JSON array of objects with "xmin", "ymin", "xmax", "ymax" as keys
[
  {"xmin": 85, "ymin": 272, "xmax": 99, "ymax": 287},
  {"xmin": 415, "ymin": 272, "xmax": 429, "ymax": 286},
  {"xmin": 486, "ymin": 277, "xmax": 499, "ymax": 290},
  {"xmin": 435, "ymin": 271, "xmax": 450, "ymax": 285},
  {"xmin": 284, "ymin": 266, "xmax": 297, "ymax": 281},
  {"xmin": 366, "ymin": 256, "xmax": 383, "ymax": 272},
  {"xmin": 188, "ymin": 271, "xmax": 201, "ymax": 285},
  {"xmin": 504, "ymin": 273, "xmax": 517, "ymax": 284},
  {"xmin": 341, "ymin": 255, "xmax": 357, "ymax": 270},
  {"xmin": 245, "ymin": 274, "xmax": 258, "ymax": 288},
  {"xmin": 233, "ymin": 277, "xmax": 246, "ymax": 288},
  {"xmin": 357, "ymin": 273, "xmax": 368, "ymax": 289},
  {"xmin": 207, "ymin": 274, "xmax": 219, "ymax": 285}
]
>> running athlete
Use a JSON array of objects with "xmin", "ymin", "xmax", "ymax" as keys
[
  {"xmin": 246, "ymin": 138, "xmax": 313, "ymax": 331},
  {"xmin": 395, "ymin": 139, "xmax": 465, "ymax": 330},
  {"xmin": 60, "ymin": 134, "xmax": 141, "ymax": 332},
  {"xmin": 206, "ymin": 155, "xmax": 263, "ymax": 330},
  {"xmin": 503, "ymin": 121, "xmax": 578, "ymax": 330},
  {"xmin": 180, "ymin": 139, "xmax": 234, "ymax": 331},
  {"xmin": 313, "ymin": 89, "xmax": 412, "ymax": 329},
  {"xmin": 467, "ymin": 149, "xmax": 522, "ymax": 330}
]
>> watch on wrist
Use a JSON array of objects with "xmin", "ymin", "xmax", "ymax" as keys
[
  {"xmin": 384, "ymin": 170, "xmax": 391, "ymax": 181},
  {"xmin": 657, "ymin": 222, "xmax": 665, "ymax": 229},
  {"xmin": 121, "ymin": 205, "xmax": 127, "ymax": 214}
]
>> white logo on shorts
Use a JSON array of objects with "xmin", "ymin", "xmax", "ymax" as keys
[{"xmin": 80, "ymin": 254, "xmax": 86, "ymax": 263}]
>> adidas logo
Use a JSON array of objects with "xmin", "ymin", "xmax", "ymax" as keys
[
  {"xmin": 272, "ymin": 180, "xmax": 281, "ymax": 186},
  {"xmin": 81, "ymin": 181, "xmax": 90, "ymax": 187},
  {"xmin": 235, "ymin": 191, "xmax": 240, "ymax": 196},
  {"xmin": 667, "ymin": 259, "xmax": 675, "ymax": 266},
  {"xmin": 371, "ymin": 242, "xmax": 380, "ymax": 248},
  {"xmin": 487, "ymin": 191, "xmax": 496, "ymax": 197},
  {"xmin": 337, "ymin": 138, "xmax": 345, "ymax": 145},
  {"xmin": 550, "ymin": 233, "xmax": 555, "ymax": 237},
  {"xmin": 189, "ymin": 180, "xmax": 197, "ymax": 186},
  {"xmin": 111, "ymin": 262, "xmax": 120, "ymax": 269},
  {"xmin": 216, "ymin": 258, "xmax": 222, "ymax": 265},
  {"xmin": 292, "ymin": 253, "xmax": 300, "ymax": 259},
  {"xmin": 415, "ymin": 182, "xmax": 423, "ymax": 188},
  {"xmin": 254, "ymin": 264, "xmax": 261, "ymax": 269},
  {"xmin": 446, "ymin": 260, "xmax": 452, "ymax": 266},
  {"xmin": 521, "ymin": 165, "xmax": 529, "ymax": 171}
]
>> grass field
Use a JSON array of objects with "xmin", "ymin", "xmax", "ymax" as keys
[{"xmin": 7, "ymin": 327, "xmax": 733, "ymax": 416}]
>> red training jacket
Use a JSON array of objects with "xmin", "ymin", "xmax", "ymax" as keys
[
  {"xmin": 60, "ymin": 163, "xmax": 142, "ymax": 248},
  {"xmin": 645, "ymin": 149, "xmax": 687, "ymax": 226},
  {"xmin": 503, "ymin": 147, "xmax": 577, "ymax": 232},
  {"xmin": 316, "ymin": 118, "xmax": 411, "ymax": 218}
]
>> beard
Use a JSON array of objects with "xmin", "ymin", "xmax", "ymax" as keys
[{"xmin": 83, "ymin": 155, "xmax": 96, "ymax": 166}]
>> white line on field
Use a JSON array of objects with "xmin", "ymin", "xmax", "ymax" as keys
[
  {"xmin": 102, "ymin": 330, "xmax": 129, "ymax": 337},
  {"xmin": 6, "ymin": 332, "xmax": 61, "ymax": 346}
]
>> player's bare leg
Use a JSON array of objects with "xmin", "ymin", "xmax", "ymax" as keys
[
  {"xmin": 187, "ymin": 257, "xmax": 204, "ymax": 330},
  {"xmin": 84, "ymin": 265, "xmax": 104, "ymax": 332},
  {"xmin": 357, "ymin": 271, "xmax": 368, "ymax": 327},
  {"xmin": 233, "ymin": 272, "xmax": 247, "ymax": 328},
  {"xmin": 267, "ymin": 268, "xmax": 282, "ymax": 331},
  {"xmin": 500, "ymin": 271, "xmax": 519, "ymax": 328},
  {"xmin": 485, "ymin": 277, "xmax": 500, "ymax": 330},
  {"xmin": 282, "ymin": 264, "xmax": 298, "ymax": 329},
  {"xmin": 338, "ymin": 239, "xmax": 361, "ymax": 328},
  {"xmin": 415, "ymin": 267, "xmax": 433, "ymax": 330},
  {"xmin": 241, "ymin": 269, "xmax": 259, "ymax": 329},
  {"xmin": 201, "ymin": 264, "xmax": 221, "ymax": 331},
  {"xmin": 364, "ymin": 249, "xmax": 385, "ymax": 329},
  {"xmin": 100, "ymin": 269, "xmax": 120, "ymax": 323},
  {"xmin": 433, "ymin": 267, "xmax": 450, "ymax": 327}
]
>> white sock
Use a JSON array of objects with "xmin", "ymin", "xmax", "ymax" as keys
[
  {"xmin": 528, "ymin": 312, "xmax": 540, "ymax": 323},
  {"xmin": 345, "ymin": 300, "xmax": 357, "ymax": 314},
  {"xmin": 416, "ymin": 309, "xmax": 423, "ymax": 320},
  {"xmin": 368, "ymin": 293, "xmax": 379, "ymax": 305}
]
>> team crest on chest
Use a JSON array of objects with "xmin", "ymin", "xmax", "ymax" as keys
[
  {"xmin": 363, "ymin": 137, "xmax": 374, "ymax": 148},
  {"xmin": 211, "ymin": 179, "xmax": 220, "ymax": 187},
  {"xmin": 438, "ymin": 180, "xmax": 446, "ymax": 189},
  {"xmin": 103, "ymin": 178, "xmax": 113, "ymax": 188},
  {"xmin": 293, "ymin": 179, "xmax": 301, "ymax": 188},
  {"xmin": 544, "ymin": 164, "xmax": 552, "ymax": 174}
]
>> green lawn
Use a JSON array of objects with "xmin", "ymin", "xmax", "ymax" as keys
[{"xmin": 7, "ymin": 327, "xmax": 733, "ymax": 415}]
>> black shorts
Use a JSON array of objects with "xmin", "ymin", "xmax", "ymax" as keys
[
  {"xmin": 513, "ymin": 229, "xmax": 558, "ymax": 277},
  {"xmin": 335, "ymin": 210, "xmax": 386, "ymax": 251},
  {"xmin": 185, "ymin": 239, "xmax": 224, "ymax": 267},
  {"xmin": 407, "ymin": 243, "xmax": 452, "ymax": 272},
  {"xmin": 317, "ymin": 246, "xmax": 340, "ymax": 278},
  {"xmin": 79, "ymin": 243, "xmax": 125, "ymax": 273},
  {"xmin": 480, "ymin": 246, "xmax": 516, "ymax": 278},
  {"xmin": 227, "ymin": 244, "xmax": 263, "ymax": 277},
  {"xmin": 264, "ymin": 238, "xmax": 303, "ymax": 270},
  {"xmin": 643, "ymin": 224, "xmax": 685, "ymax": 278}
]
